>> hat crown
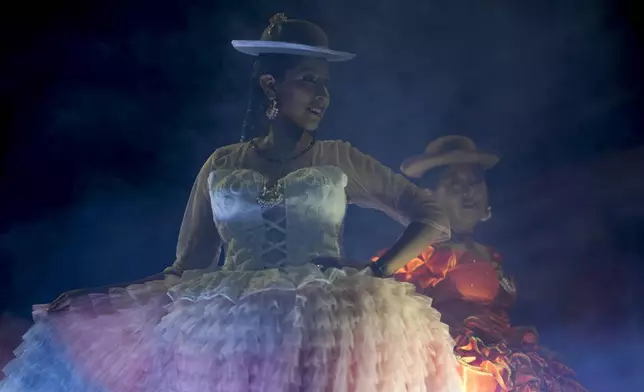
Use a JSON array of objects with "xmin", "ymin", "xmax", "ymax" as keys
[
  {"xmin": 401, "ymin": 135, "xmax": 499, "ymax": 178},
  {"xmin": 424, "ymin": 135, "xmax": 479, "ymax": 156},
  {"xmin": 259, "ymin": 14, "xmax": 329, "ymax": 48}
]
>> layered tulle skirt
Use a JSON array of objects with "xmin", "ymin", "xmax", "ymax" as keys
[{"xmin": 0, "ymin": 264, "xmax": 462, "ymax": 392}]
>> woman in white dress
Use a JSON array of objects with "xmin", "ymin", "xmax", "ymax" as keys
[{"xmin": 1, "ymin": 14, "xmax": 461, "ymax": 392}]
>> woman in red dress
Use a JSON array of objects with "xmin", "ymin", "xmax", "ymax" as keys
[{"xmin": 375, "ymin": 136, "xmax": 587, "ymax": 392}]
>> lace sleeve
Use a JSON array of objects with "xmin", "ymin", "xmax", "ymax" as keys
[
  {"xmin": 165, "ymin": 153, "xmax": 222, "ymax": 274},
  {"xmin": 332, "ymin": 141, "xmax": 450, "ymax": 240}
]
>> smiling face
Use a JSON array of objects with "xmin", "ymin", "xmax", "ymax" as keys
[
  {"xmin": 260, "ymin": 56, "xmax": 330, "ymax": 132},
  {"xmin": 431, "ymin": 164, "xmax": 489, "ymax": 233}
]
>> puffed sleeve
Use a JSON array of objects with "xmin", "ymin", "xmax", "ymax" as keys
[
  {"xmin": 395, "ymin": 246, "xmax": 456, "ymax": 289},
  {"xmin": 371, "ymin": 245, "xmax": 454, "ymax": 289},
  {"xmin": 330, "ymin": 141, "xmax": 450, "ymax": 240},
  {"xmin": 165, "ymin": 152, "xmax": 222, "ymax": 274}
]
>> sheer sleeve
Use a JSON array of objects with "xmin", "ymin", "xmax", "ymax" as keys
[
  {"xmin": 329, "ymin": 141, "xmax": 450, "ymax": 240},
  {"xmin": 165, "ymin": 153, "xmax": 222, "ymax": 274}
]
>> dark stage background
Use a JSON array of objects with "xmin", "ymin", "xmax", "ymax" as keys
[{"xmin": 1, "ymin": 1, "xmax": 642, "ymax": 390}]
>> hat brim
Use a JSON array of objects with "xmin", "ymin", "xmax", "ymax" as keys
[
  {"xmin": 231, "ymin": 40, "xmax": 355, "ymax": 62},
  {"xmin": 401, "ymin": 151, "xmax": 500, "ymax": 178}
]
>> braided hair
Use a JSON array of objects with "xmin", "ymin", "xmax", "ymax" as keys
[{"xmin": 239, "ymin": 54, "xmax": 302, "ymax": 142}]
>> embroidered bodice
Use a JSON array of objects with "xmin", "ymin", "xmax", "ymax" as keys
[
  {"xmin": 208, "ymin": 166, "xmax": 348, "ymax": 270},
  {"xmin": 169, "ymin": 140, "xmax": 450, "ymax": 273}
]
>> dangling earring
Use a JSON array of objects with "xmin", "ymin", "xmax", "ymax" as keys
[
  {"xmin": 481, "ymin": 206, "xmax": 492, "ymax": 222},
  {"xmin": 266, "ymin": 100, "xmax": 279, "ymax": 120}
]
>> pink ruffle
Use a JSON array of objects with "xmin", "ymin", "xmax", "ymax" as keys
[
  {"xmin": 8, "ymin": 267, "xmax": 462, "ymax": 392},
  {"xmin": 39, "ymin": 280, "xmax": 171, "ymax": 392}
]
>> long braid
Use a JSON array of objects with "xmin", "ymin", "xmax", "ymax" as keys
[
  {"xmin": 239, "ymin": 80, "xmax": 257, "ymax": 142},
  {"xmin": 239, "ymin": 55, "xmax": 300, "ymax": 142},
  {"xmin": 240, "ymin": 61, "xmax": 267, "ymax": 142}
]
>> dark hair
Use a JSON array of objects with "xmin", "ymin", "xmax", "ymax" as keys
[{"xmin": 240, "ymin": 54, "xmax": 303, "ymax": 142}]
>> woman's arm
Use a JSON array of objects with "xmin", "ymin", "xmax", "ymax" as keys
[
  {"xmin": 374, "ymin": 222, "xmax": 446, "ymax": 275},
  {"xmin": 373, "ymin": 245, "xmax": 454, "ymax": 290},
  {"xmin": 165, "ymin": 152, "xmax": 223, "ymax": 275},
  {"xmin": 332, "ymin": 141, "xmax": 450, "ymax": 275}
]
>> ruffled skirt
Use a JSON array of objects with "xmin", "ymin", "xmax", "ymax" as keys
[
  {"xmin": 452, "ymin": 324, "xmax": 587, "ymax": 392},
  {"xmin": 0, "ymin": 265, "xmax": 462, "ymax": 392}
]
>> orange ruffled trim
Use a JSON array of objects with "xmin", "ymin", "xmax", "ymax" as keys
[
  {"xmin": 454, "ymin": 323, "xmax": 587, "ymax": 392},
  {"xmin": 454, "ymin": 332, "xmax": 512, "ymax": 391},
  {"xmin": 372, "ymin": 248, "xmax": 587, "ymax": 392},
  {"xmin": 372, "ymin": 246, "xmax": 456, "ymax": 290}
]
